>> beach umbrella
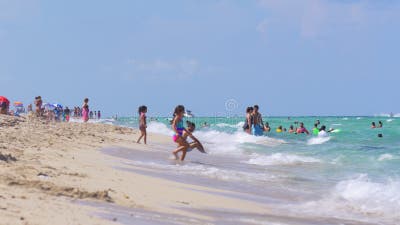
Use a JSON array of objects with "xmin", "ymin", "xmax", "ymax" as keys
[
  {"xmin": 53, "ymin": 103, "xmax": 63, "ymax": 108},
  {"xmin": 0, "ymin": 96, "xmax": 10, "ymax": 105},
  {"xmin": 14, "ymin": 101, "xmax": 23, "ymax": 107},
  {"xmin": 43, "ymin": 103, "xmax": 55, "ymax": 110}
]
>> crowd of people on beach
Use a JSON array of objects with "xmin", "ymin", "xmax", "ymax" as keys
[
  {"xmin": 1, "ymin": 94, "xmax": 389, "ymax": 162},
  {"xmin": 0, "ymin": 95, "xmax": 100, "ymax": 123}
]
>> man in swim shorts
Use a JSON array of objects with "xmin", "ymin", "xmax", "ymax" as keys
[{"xmin": 252, "ymin": 105, "xmax": 264, "ymax": 136}]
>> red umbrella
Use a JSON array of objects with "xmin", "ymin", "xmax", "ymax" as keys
[{"xmin": 0, "ymin": 96, "xmax": 10, "ymax": 106}]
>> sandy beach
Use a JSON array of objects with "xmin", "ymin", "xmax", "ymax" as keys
[
  {"xmin": 0, "ymin": 115, "xmax": 274, "ymax": 225},
  {"xmin": 1, "ymin": 114, "xmax": 395, "ymax": 225}
]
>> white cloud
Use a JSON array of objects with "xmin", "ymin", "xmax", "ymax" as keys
[
  {"xmin": 257, "ymin": 0, "xmax": 400, "ymax": 39},
  {"xmin": 126, "ymin": 58, "xmax": 200, "ymax": 80}
]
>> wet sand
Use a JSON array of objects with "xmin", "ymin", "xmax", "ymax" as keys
[{"xmin": 0, "ymin": 115, "xmax": 269, "ymax": 225}]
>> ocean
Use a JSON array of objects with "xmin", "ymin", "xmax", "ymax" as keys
[{"xmin": 104, "ymin": 116, "xmax": 400, "ymax": 224}]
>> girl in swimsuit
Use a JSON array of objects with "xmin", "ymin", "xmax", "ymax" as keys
[
  {"xmin": 82, "ymin": 98, "xmax": 89, "ymax": 122},
  {"xmin": 171, "ymin": 105, "xmax": 191, "ymax": 161},
  {"xmin": 136, "ymin": 105, "xmax": 148, "ymax": 144}
]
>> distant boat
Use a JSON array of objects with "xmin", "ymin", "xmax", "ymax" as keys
[{"xmin": 184, "ymin": 110, "xmax": 194, "ymax": 118}]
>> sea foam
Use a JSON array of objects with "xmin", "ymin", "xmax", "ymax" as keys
[
  {"xmin": 246, "ymin": 153, "xmax": 321, "ymax": 166},
  {"xmin": 298, "ymin": 174, "xmax": 400, "ymax": 223}
]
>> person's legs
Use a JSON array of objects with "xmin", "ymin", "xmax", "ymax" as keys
[
  {"xmin": 180, "ymin": 148, "xmax": 188, "ymax": 161},
  {"xmin": 180, "ymin": 140, "xmax": 190, "ymax": 160},
  {"xmin": 137, "ymin": 130, "xmax": 144, "ymax": 143},
  {"xmin": 172, "ymin": 145, "xmax": 186, "ymax": 159},
  {"xmin": 173, "ymin": 138, "xmax": 189, "ymax": 160},
  {"xmin": 143, "ymin": 130, "xmax": 147, "ymax": 144},
  {"xmin": 189, "ymin": 142, "xmax": 199, "ymax": 150}
]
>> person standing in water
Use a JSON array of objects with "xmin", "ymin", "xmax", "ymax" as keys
[
  {"xmin": 136, "ymin": 105, "xmax": 148, "ymax": 144},
  {"xmin": 296, "ymin": 122, "xmax": 310, "ymax": 135},
  {"xmin": 312, "ymin": 123, "xmax": 319, "ymax": 135},
  {"xmin": 252, "ymin": 105, "xmax": 264, "ymax": 136},
  {"xmin": 288, "ymin": 125, "xmax": 296, "ymax": 133},
  {"xmin": 243, "ymin": 107, "xmax": 254, "ymax": 134},
  {"xmin": 171, "ymin": 105, "xmax": 190, "ymax": 161},
  {"xmin": 263, "ymin": 122, "xmax": 271, "ymax": 132},
  {"xmin": 82, "ymin": 98, "xmax": 89, "ymax": 122},
  {"xmin": 318, "ymin": 125, "xmax": 329, "ymax": 137}
]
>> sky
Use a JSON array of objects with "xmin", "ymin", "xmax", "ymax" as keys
[{"xmin": 0, "ymin": 0, "xmax": 399, "ymax": 117}]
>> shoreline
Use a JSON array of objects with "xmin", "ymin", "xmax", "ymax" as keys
[
  {"xmin": 0, "ymin": 114, "xmax": 396, "ymax": 225},
  {"xmin": 0, "ymin": 115, "xmax": 271, "ymax": 225}
]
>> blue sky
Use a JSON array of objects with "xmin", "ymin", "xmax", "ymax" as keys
[{"xmin": 0, "ymin": 0, "xmax": 399, "ymax": 117}]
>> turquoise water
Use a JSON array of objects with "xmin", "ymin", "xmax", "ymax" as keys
[{"xmin": 109, "ymin": 116, "xmax": 400, "ymax": 224}]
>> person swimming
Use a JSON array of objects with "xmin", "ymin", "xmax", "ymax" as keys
[
  {"xmin": 371, "ymin": 122, "xmax": 376, "ymax": 129},
  {"xmin": 201, "ymin": 122, "xmax": 209, "ymax": 128},
  {"xmin": 378, "ymin": 121, "xmax": 383, "ymax": 128},
  {"xmin": 288, "ymin": 125, "xmax": 296, "ymax": 133},
  {"xmin": 263, "ymin": 122, "xmax": 271, "ymax": 132},
  {"xmin": 312, "ymin": 123, "xmax": 319, "ymax": 135},
  {"xmin": 296, "ymin": 122, "xmax": 310, "ymax": 135},
  {"xmin": 276, "ymin": 125, "xmax": 283, "ymax": 133},
  {"xmin": 318, "ymin": 125, "xmax": 329, "ymax": 137}
]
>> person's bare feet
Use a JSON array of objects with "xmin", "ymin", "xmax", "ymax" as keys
[{"xmin": 173, "ymin": 152, "xmax": 179, "ymax": 160}]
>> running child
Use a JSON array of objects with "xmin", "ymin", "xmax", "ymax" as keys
[{"xmin": 171, "ymin": 105, "xmax": 190, "ymax": 161}]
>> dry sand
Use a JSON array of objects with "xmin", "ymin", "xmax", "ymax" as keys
[{"xmin": 0, "ymin": 114, "xmax": 270, "ymax": 225}]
